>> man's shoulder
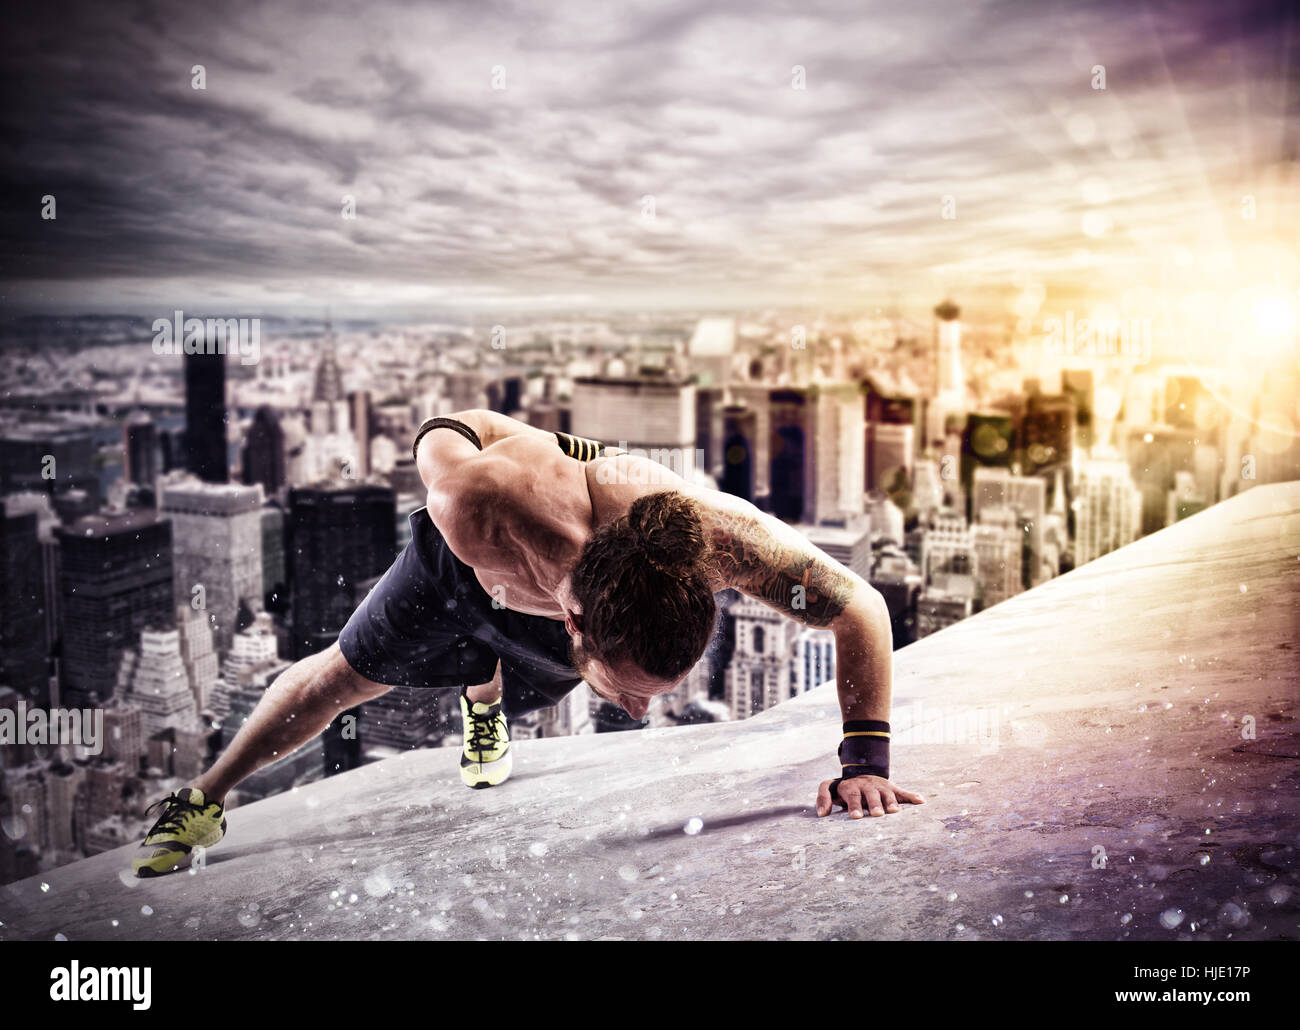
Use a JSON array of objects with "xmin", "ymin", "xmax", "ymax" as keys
[{"xmin": 427, "ymin": 438, "xmax": 591, "ymax": 560}]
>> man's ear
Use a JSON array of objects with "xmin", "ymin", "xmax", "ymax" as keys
[{"xmin": 563, "ymin": 605, "xmax": 583, "ymax": 639}]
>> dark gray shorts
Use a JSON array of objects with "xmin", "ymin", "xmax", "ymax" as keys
[{"xmin": 338, "ymin": 507, "xmax": 583, "ymax": 718}]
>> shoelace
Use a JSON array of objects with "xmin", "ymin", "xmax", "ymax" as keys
[
  {"xmin": 144, "ymin": 792, "xmax": 208, "ymax": 838},
  {"xmin": 466, "ymin": 704, "xmax": 504, "ymax": 756}
]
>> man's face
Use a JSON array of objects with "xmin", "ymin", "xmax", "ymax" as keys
[{"xmin": 568, "ymin": 638, "xmax": 677, "ymax": 720}]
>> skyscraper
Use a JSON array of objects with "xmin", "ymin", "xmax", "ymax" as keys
[
  {"xmin": 119, "ymin": 629, "xmax": 201, "ymax": 740},
  {"xmin": 732, "ymin": 383, "xmax": 865, "ymax": 524},
  {"xmin": 1061, "ymin": 368, "xmax": 1095, "ymax": 452},
  {"xmin": 720, "ymin": 405, "xmax": 757, "ymax": 502},
  {"xmin": 571, "ymin": 376, "xmax": 697, "ymax": 460},
  {"xmin": 0, "ymin": 501, "xmax": 50, "ymax": 702},
  {"xmin": 124, "ymin": 411, "xmax": 158, "ymax": 487},
  {"xmin": 933, "ymin": 299, "xmax": 964, "ymax": 400},
  {"xmin": 242, "ymin": 406, "xmax": 287, "ymax": 496},
  {"xmin": 287, "ymin": 484, "xmax": 397, "ymax": 660},
  {"xmin": 723, "ymin": 594, "xmax": 800, "ymax": 719},
  {"xmin": 161, "ymin": 480, "xmax": 265, "ymax": 655},
  {"xmin": 55, "ymin": 510, "xmax": 174, "ymax": 707},
  {"xmin": 959, "ymin": 413, "xmax": 1015, "ymax": 521},
  {"xmin": 184, "ymin": 348, "xmax": 229, "ymax": 483},
  {"xmin": 1073, "ymin": 455, "xmax": 1144, "ymax": 566},
  {"xmin": 1022, "ymin": 393, "xmax": 1075, "ymax": 475}
]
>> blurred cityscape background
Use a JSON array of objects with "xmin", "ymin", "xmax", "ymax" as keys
[{"xmin": 0, "ymin": 0, "xmax": 1296, "ymax": 883}]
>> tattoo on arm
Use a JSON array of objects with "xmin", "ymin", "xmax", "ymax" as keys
[{"xmin": 707, "ymin": 509, "xmax": 858, "ymax": 627}]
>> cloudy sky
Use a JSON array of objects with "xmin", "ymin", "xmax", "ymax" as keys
[{"xmin": 1, "ymin": 0, "xmax": 1296, "ymax": 316}]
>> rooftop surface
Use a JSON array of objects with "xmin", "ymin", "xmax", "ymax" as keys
[{"xmin": 3, "ymin": 482, "xmax": 1298, "ymax": 941}]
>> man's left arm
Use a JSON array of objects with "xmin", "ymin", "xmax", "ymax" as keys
[{"xmin": 703, "ymin": 497, "xmax": 925, "ymax": 819}]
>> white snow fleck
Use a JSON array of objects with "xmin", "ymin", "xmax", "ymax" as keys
[
  {"xmin": 617, "ymin": 865, "xmax": 638, "ymax": 882},
  {"xmin": 1159, "ymin": 907, "xmax": 1185, "ymax": 929},
  {"xmin": 683, "ymin": 817, "xmax": 703, "ymax": 835},
  {"xmin": 140, "ymin": 905, "xmax": 153, "ymax": 916}
]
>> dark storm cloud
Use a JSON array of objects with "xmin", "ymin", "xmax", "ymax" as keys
[{"xmin": 0, "ymin": 0, "xmax": 1295, "ymax": 309}]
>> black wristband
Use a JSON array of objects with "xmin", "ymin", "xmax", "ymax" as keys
[
  {"xmin": 412, "ymin": 417, "xmax": 483, "ymax": 462},
  {"xmin": 838, "ymin": 719, "xmax": 890, "ymax": 780},
  {"xmin": 555, "ymin": 431, "xmax": 603, "ymax": 462}
]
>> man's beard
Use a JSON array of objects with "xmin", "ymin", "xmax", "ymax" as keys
[{"xmin": 567, "ymin": 636, "xmax": 592, "ymax": 678}]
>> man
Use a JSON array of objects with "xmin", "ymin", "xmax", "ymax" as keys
[{"xmin": 132, "ymin": 410, "xmax": 923, "ymax": 877}]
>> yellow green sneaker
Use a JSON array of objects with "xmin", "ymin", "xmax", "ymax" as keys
[
  {"xmin": 131, "ymin": 787, "xmax": 227, "ymax": 878},
  {"xmin": 460, "ymin": 686, "xmax": 511, "ymax": 788}
]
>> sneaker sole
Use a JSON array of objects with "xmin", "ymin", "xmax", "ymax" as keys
[{"xmin": 460, "ymin": 749, "xmax": 512, "ymax": 788}]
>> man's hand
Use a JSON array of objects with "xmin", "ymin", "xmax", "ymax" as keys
[{"xmin": 816, "ymin": 774, "xmax": 925, "ymax": 818}]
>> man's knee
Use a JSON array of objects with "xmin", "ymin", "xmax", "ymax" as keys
[{"xmin": 301, "ymin": 642, "xmax": 393, "ymax": 707}]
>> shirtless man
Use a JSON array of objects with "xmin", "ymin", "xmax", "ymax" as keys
[{"xmin": 132, "ymin": 410, "xmax": 924, "ymax": 877}]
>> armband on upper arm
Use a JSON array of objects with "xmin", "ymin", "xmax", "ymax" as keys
[{"xmin": 554, "ymin": 431, "xmax": 604, "ymax": 462}]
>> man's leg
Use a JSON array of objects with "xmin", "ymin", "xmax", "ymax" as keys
[
  {"xmin": 193, "ymin": 642, "xmax": 394, "ymax": 804},
  {"xmin": 465, "ymin": 661, "xmax": 503, "ymax": 705}
]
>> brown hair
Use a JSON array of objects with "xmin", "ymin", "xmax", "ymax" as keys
[{"xmin": 569, "ymin": 491, "xmax": 717, "ymax": 682}]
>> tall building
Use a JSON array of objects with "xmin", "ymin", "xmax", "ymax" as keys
[
  {"xmin": 101, "ymin": 698, "xmax": 145, "ymax": 769},
  {"xmin": 0, "ymin": 423, "xmax": 100, "ymax": 503},
  {"xmin": 971, "ymin": 467, "xmax": 1047, "ymax": 525},
  {"xmin": 0, "ymin": 500, "xmax": 50, "ymax": 701},
  {"xmin": 867, "ymin": 422, "xmax": 914, "ymax": 494},
  {"xmin": 56, "ymin": 510, "xmax": 174, "ymax": 707},
  {"xmin": 1061, "ymin": 368, "xmax": 1095, "ymax": 451},
  {"xmin": 287, "ymin": 484, "xmax": 397, "ymax": 660},
  {"xmin": 242, "ymin": 406, "xmax": 287, "ymax": 496},
  {"xmin": 213, "ymin": 613, "xmax": 286, "ymax": 720},
  {"xmin": 731, "ymin": 383, "xmax": 864, "ymax": 524},
  {"xmin": 571, "ymin": 376, "xmax": 697, "ymax": 461},
  {"xmin": 720, "ymin": 405, "xmax": 757, "ymax": 502},
  {"xmin": 124, "ymin": 411, "xmax": 158, "ymax": 488},
  {"xmin": 183, "ymin": 348, "xmax": 229, "ymax": 483},
  {"xmin": 971, "ymin": 506, "xmax": 1023, "ymax": 610},
  {"xmin": 261, "ymin": 505, "xmax": 287, "ymax": 610},
  {"xmin": 1121, "ymin": 424, "xmax": 1200, "ymax": 537},
  {"xmin": 1021, "ymin": 392, "xmax": 1075, "ymax": 475},
  {"xmin": 177, "ymin": 604, "xmax": 219, "ymax": 712},
  {"xmin": 161, "ymin": 480, "xmax": 265, "ymax": 655},
  {"xmin": 960, "ymin": 413, "xmax": 1015, "ymax": 520},
  {"xmin": 933, "ymin": 299, "xmax": 964, "ymax": 400},
  {"xmin": 350, "ymin": 390, "xmax": 372, "ymax": 480},
  {"xmin": 1073, "ymin": 455, "xmax": 1144, "ymax": 566},
  {"xmin": 791, "ymin": 628, "xmax": 836, "ymax": 697},
  {"xmin": 723, "ymin": 594, "xmax": 801, "ymax": 719},
  {"xmin": 695, "ymin": 387, "xmax": 725, "ymax": 480},
  {"xmin": 119, "ymin": 629, "xmax": 201, "ymax": 740}
]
